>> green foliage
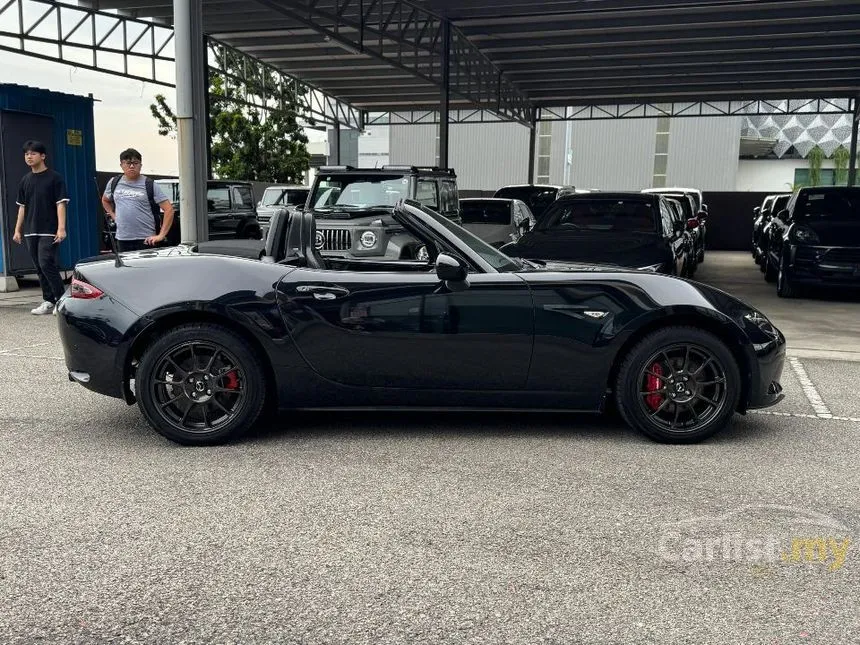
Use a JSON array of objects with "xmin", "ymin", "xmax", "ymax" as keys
[
  {"xmin": 833, "ymin": 146, "xmax": 850, "ymax": 186},
  {"xmin": 150, "ymin": 47, "xmax": 310, "ymax": 183},
  {"xmin": 807, "ymin": 145, "xmax": 824, "ymax": 186}
]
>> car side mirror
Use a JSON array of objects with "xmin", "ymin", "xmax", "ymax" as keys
[
  {"xmin": 686, "ymin": 217, "xmax": 700, "ymax": 230},
  {"xmin": 777, "ymin": 208, "xmax": 789, "ymax": 220},
  {"xmin": 697, "ymin": 210, "xmax": 708, "ymax": 220},
  {"xmin": 520, "ymin": 219, "xmax": 531, "ymax": 232},
  {"xmin": 435, "ymin": 252, "xmax": 469, "ymax": 289}
]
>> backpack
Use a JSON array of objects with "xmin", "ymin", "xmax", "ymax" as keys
[{"xmin": 108, "ymin": 175, "xmax": 163, "ymax": 234}]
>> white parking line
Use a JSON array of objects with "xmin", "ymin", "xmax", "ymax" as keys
[{"xmin": 788, "ymin": 356, "xmax": 832, "ymax": 418}]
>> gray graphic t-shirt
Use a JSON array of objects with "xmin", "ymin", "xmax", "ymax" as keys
[{"xmin": 104, "ymin": 176, "xmax": 169, "ymax": 241}]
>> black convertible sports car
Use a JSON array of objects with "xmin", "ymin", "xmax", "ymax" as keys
[{"xmin": 57, "ymin": 200, "xmax": 786, "ymax": 445}]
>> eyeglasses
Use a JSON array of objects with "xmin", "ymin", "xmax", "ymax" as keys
[{"xmin": 122, "ymin": 160, "xmax": 141, "ymax": 166}]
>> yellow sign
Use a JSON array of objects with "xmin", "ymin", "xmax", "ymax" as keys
[{"xmin": 66, "ymin": 129, "xmax": 83, "ymax": 146}]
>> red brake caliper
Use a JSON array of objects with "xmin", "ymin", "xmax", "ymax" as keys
[
  {"xmin": 645, "ymin": 362, "xmax": 664, "ymax": 411},
  {"xmin": 222, "ymin": 370, "xmax": 240, "ymax": 391}
]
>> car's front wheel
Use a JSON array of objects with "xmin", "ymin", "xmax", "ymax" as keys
[
  {"xmin": 615, "ymin": 326, "xmax": 741, "ymax": 443},
  {"xmin": 777, "ymin": 256, "xmax": 798, "ymax": 298},
  {"xmin": 136, "ymin": 323, "xmax": 266, "ymax": 445}
]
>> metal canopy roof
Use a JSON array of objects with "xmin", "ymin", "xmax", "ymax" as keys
[{"xmin": 91, "ymin": 0, "xmax": 860, "ymax": 123}]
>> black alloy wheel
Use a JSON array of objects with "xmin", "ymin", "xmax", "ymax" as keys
[
  {"xmin": 776, "ymin": 255, "xmax": 798, "ymax": 298},
  {"xmin": 137, "ymin": 323, "xmax": 266, "ymax": 445},
  {"xmin": 615, "ymin": 326, "xmax": 740, "ymax": 443}
]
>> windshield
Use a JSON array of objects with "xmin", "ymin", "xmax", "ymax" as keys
[
  {"xmin": 494, "ymin": 186, "xmax": 558, "ymax": 218},
  {"xmin": 796, "ymin": 190, "xmax": 860, "ymax": 221},
  {"xmin": 262, "ymin": 188, "xmax": 308, "ymax": 207},
  {"xmin": 772, "ymin": 195, "xmax": 790, "ymax": 215},
  {"xmin": 415, "ymin": 204, "xmax": 522, "ymax": 272},
  {"xmin": 537, "ymin": 198, "xmax": 659, "ymax": 233},
  {"xmin": 311, "ymin": 174, "xmax": 409, "ymax": 209},
  {"xmin": 461, "ymin": 201, "xmax": 511, "ymax": 225},
  {"xmin": 155, "ymin": 180, "xmax": 179, "ymax": 203}
]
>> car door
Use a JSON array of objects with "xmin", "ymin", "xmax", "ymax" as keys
[
  {"xmin": 767, "ymin": 203, "xmax": 792, "ymax": 266},
  {"xmin": 277, "ymin": 267, "xmax": 534, "ymax": 390},
  {"xmin": 660, "ymin": 201, "xmax": 685, "ymax": 275},
  {"xmin": 206, "ymin": 186, "xmax": 236, "ymax": 239}
]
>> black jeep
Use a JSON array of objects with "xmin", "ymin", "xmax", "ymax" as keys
[{"xmin": 307, "ymin": 166, "xmax": 460, "ymax": 260}]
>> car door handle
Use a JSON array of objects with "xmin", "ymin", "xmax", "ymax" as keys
[{"xmin": 295, "ymin": 285, "xmax": 351, "ymax": 300}]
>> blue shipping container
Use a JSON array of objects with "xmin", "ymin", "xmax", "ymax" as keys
[{"xmin": 0, "ymin": 83, "xmax": 99, "ymax": 274}]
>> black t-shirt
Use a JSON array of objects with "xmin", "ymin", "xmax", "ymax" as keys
[{"xmin": 16, "ymin": 169, "xmax": 69, "ymax": 236}]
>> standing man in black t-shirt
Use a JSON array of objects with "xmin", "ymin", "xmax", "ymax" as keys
[{"xmin": 12, "ymin": 140, "xmax": 70, "ymax": 315}]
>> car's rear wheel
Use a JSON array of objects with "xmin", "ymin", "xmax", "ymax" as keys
[
  {"xmin": 136, "ymin": 323, "xmax": 266, "ymax": 445},
  {"xmin": 764, "ymin": 256, "xmax": 778, "ymax": 283},
  {"xmin": 615, "ymin": 326, "xmax": 741, "ymax": 443}
]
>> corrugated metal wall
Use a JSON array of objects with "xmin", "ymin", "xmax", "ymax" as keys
[
  {"xmin": 389, "ymin": 122, "xmax": 531, "ymax": 191},
  {"xmin": 568, "ymin": 119, "xmax": 658, "ymax": 190},
  {"xmin": 389, "ymin": 124, "xmax": 437, "ymax": 167},
  {"xmin": 0, "ymin": 84, "xmax": 98, "ymax": 272},
  {"xmin": 667, "ymin": 117, "xmax": 742, "ymax": 190}
]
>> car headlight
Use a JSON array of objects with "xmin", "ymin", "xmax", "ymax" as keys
[
  {"xmin": 359, "ymin": 230, "xmax": 377, "ymax": 248},
  {"xmin": 743, "ymin": 311, "xmax": 779, "ymax": 339},
  {"xmin": 637, "ymin": 263, "xmax": 664, "ymax": 272},
  {"xmin": 792, "ymin": 225, "xmax": 819, "ymax": 244}
]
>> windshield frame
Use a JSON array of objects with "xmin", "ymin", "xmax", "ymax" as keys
[
  {"xmin": 310, "ymin": 173, "xmax": 412, "ymax": 210},
  {"xmin": 394, "ymin": 200, "xmax": 523, "ymax": 273}
]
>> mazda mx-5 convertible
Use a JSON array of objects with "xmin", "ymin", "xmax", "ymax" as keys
[{"xmin": 57, "ymin": 200, "xmax": 786, "ymax": 446}]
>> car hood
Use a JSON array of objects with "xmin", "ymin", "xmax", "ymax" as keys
[
  {"xmin": 505, "ymin": 229, "xmax": 668, "ymax": 268},
  {"xmin": 798, "ymin": 218, "xmax": 860, "ymax": 246}
]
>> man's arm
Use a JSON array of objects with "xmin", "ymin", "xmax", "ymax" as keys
[
  {"xmin": 146, "ymin": 200, "xmax": 174, "ymax": 244},
  {"xmin": 12, "ymin": 204, "xmax": 25, "ymax": 244},
  {"xmin": 101, "ymin": 194, "xmax": 116, "ymax": 220},
  {"xmin": 55, "ymin": 201, "xmax": 67, "ymax": 243}
]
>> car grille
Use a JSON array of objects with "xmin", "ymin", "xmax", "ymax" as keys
[
  {"xmin": 318, "ymin": 228, "xmax": 352, "ymax": 251},
  {"xmin": 794, "ymin": 247, "xmax": 819, "ymax": 262},
  {"xmin": 821, "ymin": 248, "xmax": 860, "ymax": 264}
]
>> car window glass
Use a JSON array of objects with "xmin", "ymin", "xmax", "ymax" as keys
[
  {"xmin": 797, "ymin": 191, "xmax": 860, "ymax": 221},
  {"xmin": 232, "ymin": 186, "xmax": 253, "ymax": 209},
  {"xmin": 494, "ymin": 186, "xmax": 558, "ymax": 218},
  {"xmin": 311, "ymin": 174, "xmax": 409, "ymax": 208},
  {"xmin": 537, "ymin": 199, "xmax": 658, "ymax": 233},
  {"xmin": 461, "ymin": 201, "xmax": 511, "ymax": 225},
  {"xmin": 659, "ymin": 202, "xmax": 674, "ymax": 235},
  {"xmin": 416, "ymin": 180, "xmax": 439, "ymax": 209},
  {"xmin": 439, "ymin": 180, "xmax": 458, "ymax": 214},
  {"xmin": 207, "ymin": 187, "xmax": 231, "ymax": 212}
]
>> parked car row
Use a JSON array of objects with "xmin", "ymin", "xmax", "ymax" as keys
[{"xmin": 752, "ymin": 186, "xmax": 860, "ymax": 297}]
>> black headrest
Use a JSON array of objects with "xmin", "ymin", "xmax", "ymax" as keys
[{"xmin": 264, "ymin": 208, "xmax": 290, "ymax": 261}]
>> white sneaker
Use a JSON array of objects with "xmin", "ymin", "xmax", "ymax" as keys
[{"xmin": 31, "ymin": 301, "xmax": 54, "ymax": 315}]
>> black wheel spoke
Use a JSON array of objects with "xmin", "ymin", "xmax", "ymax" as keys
[
  {"xmin": 661, "ymin": 351, "xmax": 674, "ymax": 371},
  {"xmin": 154, "ymin": 378, "xmax": 179, "ymax": 386},
  {"xmin": 179, "ymin": 401, "xmax": 195, "ymax": 426},
  {"xmin": 645, "ymin": 370, "xmax": 669, "ymax": 382},
  {"xmin": 212, "ymin": 385, "xmax": 241, "ymax": 395},
  {"xmin": 671, "ymin": 405, "xmax": 681, "ymax": 428},
  {"xmin": 682, "ymin": 345, "xmax": 691, "ymax": 372},
  {"xmin": 694, "ymin": 393, "xmax": 719, "ymax": 408},
  {"xmin": 640, "ymin": 388, "xmax": 667, "ymax": 396},
  {"xmin": 201, "ymin": 404, "xmax": 210, "ymax": 429},
  {"xmin": 693, "ymin": 358, "xmax": 713, "ymax": 376},
  {"xmin": 205, "ymin": 350, "xmax": 222, "ymax": 374},
  {"xmin": 649, "ymin": 398, "xmax": 671, "ymax": 417},
  {"xmin": 687, "ymin": 402, "xmax": 701, "ymax": 424},
  {"xmin": 159, "ymin": 393, "xmax": 185, "ymax": 408},
  {"xmin": 698, "ymin": 378, "xmax": 726, "ymax": 386},
  {"xmin": 166, "ymin": 357, "xmax": 186, "ymax": 377},
  {"xmin": 211, "ymin": 396, "xmax": 231, "ymax": 415}
]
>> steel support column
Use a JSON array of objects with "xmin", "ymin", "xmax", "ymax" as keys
[
  {"xmin": 849, "ymin": 98, "xmax": 860, "ymax": 187},
  {"xmin": 439, "ymin": 21, "xmax": 451, "ymax": 170},
  {"xmin": 174, "ymin": 0, "xmax": 209, "ymax": 244},
  {"xmin": 527, "ymin": 108, "xmax": 538, "ymax": 184},
  {"xmin": 334, "ymin": 122, "xmax": 341, "ymax": 165}
]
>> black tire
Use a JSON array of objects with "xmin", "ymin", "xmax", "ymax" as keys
[
  {"xmin": 777, "ymin": 257, "xmax": 798, "ymax": 298},
  {"xmin": 615, "ymin": 326, "xmax": 741, "ymax": 443},
  {"xmin": 136, "ymin": 323, "xmax": 266, "ymax": 445},
  {"xmin": 763, "ymin": 256, "xmax": 778, "ymax": 283}
]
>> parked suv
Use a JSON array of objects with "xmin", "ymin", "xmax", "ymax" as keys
[
  {"xmin": 155, "ymin": 179, "xmax": 263, "ymax": 243},
  {"xmin": 257, "ymin": 184, "xmax": 310, "ymax": 226},
  {"xmin": 493, "ymin": 184, "xmax": 588, "ymax": 219},
  {"xmin": 307, "ymin": 165, "xmax": 460, "ymax": 260},
  {"xmin": 762, "ymin": 186, "xmax": 860, "ymax": 297}
]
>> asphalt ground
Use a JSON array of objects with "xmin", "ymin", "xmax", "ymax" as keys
[{"xmin": 1, "ymin": 252, "xmax": 859, "ymax": 644}]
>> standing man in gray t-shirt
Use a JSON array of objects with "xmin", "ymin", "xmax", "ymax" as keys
[{"xmin": 101, "ymin": 148, "xmax": 174, "ymax": 253}]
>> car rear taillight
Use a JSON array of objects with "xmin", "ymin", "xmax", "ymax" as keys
[{"xmin": 71, "ymin": 278, "xmax": 104, "ymax": 299}]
